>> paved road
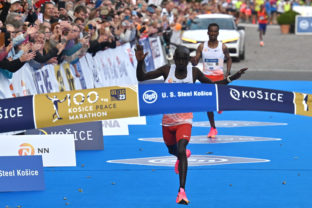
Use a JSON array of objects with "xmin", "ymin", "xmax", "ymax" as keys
[{"xmin": 232, "ymin": 24, "xmax": 312, "ymax": 80}]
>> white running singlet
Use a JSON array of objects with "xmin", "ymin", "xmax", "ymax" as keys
[
  {"xmin": 162, "ymin": 64, "xmax": 193, "ymax": 126},
  {"xmin": 202, "ymin": 41, "xmax": 224, "ymax": 76}
]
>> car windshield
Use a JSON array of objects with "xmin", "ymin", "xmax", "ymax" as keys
[{"xmin": 189, "ymin": 18, "xmax": 235, "ymax": 30}]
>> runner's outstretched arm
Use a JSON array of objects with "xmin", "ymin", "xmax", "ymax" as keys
[
  {"xmin": 135, "ymin": 44, "xmax": 168, "ymax": 81},
  {"xmin": 196, "ymin": 67, "xmax": 248, "ymax": 84}
]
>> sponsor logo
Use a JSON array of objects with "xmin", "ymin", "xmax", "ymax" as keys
[
  {"xmin": 18, "ymin": 143, "xmax": 50, "ymax": 156},
  {"xmin": 143, "ymin": 90, "xmax": 158, "ymax": 104},
  {"xmin": 110, "ymin": 89, "xmax": 126, "ymax": 101},
  {"xmin": 299, "ymin": 20, "xmax": 309, "ymax": 30},
  {"xmin": 107, "ymin": 155, "xmax": 270, "ymax": 166},
  {"xmin": 18, "ymin": 143, "xmax": 35, "ymax": 155},
  {"xmin": 229, "ymin": 88, "xmax": 284, "ymax": 102}
]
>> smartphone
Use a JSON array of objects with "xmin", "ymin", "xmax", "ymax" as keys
[
  {"xmin": 82, "ymin": 30, "xmax": 89, "ymax": 37},
  {"xmin": 27, "ymin": 0, "xmax": 33, "ymax": 11},
  {"xmin": 58, "ymin": 1, "xmax": 65, "ymax": 10}
]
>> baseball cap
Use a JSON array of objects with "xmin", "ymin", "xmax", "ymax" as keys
[
  {"xmin": 95, "ymin": 0, "xmax": 103, "ymax": 9},
  {"xmin": 11, "ymin": 0, "xmax": 21, "ymax": 4}
]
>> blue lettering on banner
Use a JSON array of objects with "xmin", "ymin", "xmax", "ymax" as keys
[
  {"xmin": 139, "ymin": 83, "xmax": 217, "ymax": 116},
  {"xmin": 41, "ymin": 70, "xmax": 53, "ymax": 93},
  {"xmin": 33, "ymin": 71, "xmax": 45, "ymax": 94},
  {"xmin": 139, "ymin": 38, "xmax": 155, "ymax": 72},
  {"xmin": 0, "ymin": 96, "xmax": 35, "ymax": 133},
  {"xmin": 0, "ymin": 156, "xmax": 45, "ymax": 192},
  {"xmin": 296, "ymin": 16, "xmax": 312, "ymax": 34},
  {"xmin": 217, "ymin": 85, "xmax": 294, "ymax": 114}
]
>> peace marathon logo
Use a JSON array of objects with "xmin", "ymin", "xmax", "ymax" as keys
[
  {"xmin": 45, "ymin": 88, "xmax": 125, "ymax": 122},
  {"xmin": 229, "ymin": 88, "xmax": 284, "ymax": 102}
]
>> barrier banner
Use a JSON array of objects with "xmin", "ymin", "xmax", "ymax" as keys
[
  {"xmin": 0, "ymin": 135, "xmax": 76, "ymax": 167},
  {"xmin": 94, "ymin": 44, "xmax": 138, "ymax": 87},
  {"xmin": 62, "ymin": 63, "xmax": 76, "ymax": 91},
  {"xmin": 139, "ymin": 83, "xmax": 217, "ymax": 115},
  {"xmin": 149, "ymin": 37, "xmax": 166, "ymax": 69},
  {"xmin": 0, "ymin": 72, "xmax": 12, "ymax": 99},
  {"xmin": 34, "ymin": 86, "xmax": 139, "ymax": 128},
  {"xmin": 78, "ymin": 55, "xmax": 95, "ymax": 89},
  {"xmin": 0, "ymin": 95, "xmax": 35, "ymax": 132},
  {"xmin": 75, "ymin": 62, "xmax": 87, "ymax": 89},
  {"xmin": 295, "ymin": 16, "xmax": 312, "ymax": 35},
  {"xmin": 0, "ymin": 156, "xmax": 45, "ymax": 192},
  {"xmin": 33, "ymin": 70, "xmax": 47, "ymax": 94},
  {"xmin": 294, "ymin": 92, "xmax": 312, "ymax": 116},
  {"xmin": 87, "ymin": 53, "xmax": 104, "ymax": 88},
  {"xmin": 54, "ymin": 64, "xmax": 66, "ymax": 92},
  {"xmin": 26, "ymin": 121, "xmax": 104, "ymax": 151},
  {"xmin": 139, "ymin": 37, "xmax": 155, "ymax": 72},
  {"xmin": 217, "ymin": 85, "xmax": 294, "ymax": 113},
  {"xmin": 11, "ymin": 64, "xmax": 37, "ymax": 97}
]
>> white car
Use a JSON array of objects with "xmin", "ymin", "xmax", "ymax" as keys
[{"xmin": 181, "ymin": 14, "xmax": 246, "ymax": 61}]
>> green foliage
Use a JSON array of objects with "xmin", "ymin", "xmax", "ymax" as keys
[{"xmin": 277, "ymin": 10, "xmax": 300, "ymax": 25}]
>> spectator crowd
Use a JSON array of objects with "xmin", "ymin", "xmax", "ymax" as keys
[{"xmin": 0, "ymin": 0, "xmax": 310, "ymax": 79}]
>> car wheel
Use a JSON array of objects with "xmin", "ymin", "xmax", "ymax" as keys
[
  {"xmin": 232, "ymin": 57, "xmax": 240, "ymax": 62},
  {"xmin": 239, "ymin": 49, "xmax": 245, "ymax": 60},
  {"xmin": 239, "ymin": 45, "xmax": 245, "ymax": 60}
]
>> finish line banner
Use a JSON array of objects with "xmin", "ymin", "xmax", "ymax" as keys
[{"xmin": 0, "ymin": 84, "xmax": 312, "ymax": 133}]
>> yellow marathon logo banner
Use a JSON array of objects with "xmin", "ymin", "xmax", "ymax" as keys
[
  {"xmin": 34, "ymin": 86, "xmax": 139, "ymax": 128},
  {"xmin": 294, "ymin": 92, "xmax": 312, "ymax": 117}
]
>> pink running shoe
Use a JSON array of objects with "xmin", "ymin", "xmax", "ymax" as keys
[
  {"xmin": 207, "ymin": 127, "xmax": 218, "ymax": 138},
  {"xmin": 176, "ymin": 188, "xmax": 189, "ymax": 205},
  {"xmin": 175, "ymin": 149, "xmax": 191, "ymax": 174},
  {"xmin": 217, "ymin": 111, "xmax": 223, "ymax": 114},
  {"xmin": 260, "ymin": 41, "xmax": 264, "ymax": 47}
]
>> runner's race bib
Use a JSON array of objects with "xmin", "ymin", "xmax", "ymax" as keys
[{"xmin": 204, "ymin": 59, "xmax": 218, "ymax": 70}]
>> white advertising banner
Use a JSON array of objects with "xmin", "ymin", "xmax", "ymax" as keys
[
  {"xmin": 0, "ymin": 135, "xmax": 76, "ymax": 167},
  {"xmin": 10, "ymin": 64, "xmax": 38, "ymax": 97},
  {"xmin": 93, "ymin": 43, "xmax": 138, "ymax": 87},
  {"xmin": 102, "ymin": 119, "xmax": 129, "ymax": 136},
  {"xmin": 79, "ymin": 55, "xmax": 95, "ymax": 89},
  {"xmin": 0, "ymin": 72, "xmax": 12, "ymax": 99},
  {"xmin": 89, "ymin": 53, "xmax": 105, "ymax": 88}
]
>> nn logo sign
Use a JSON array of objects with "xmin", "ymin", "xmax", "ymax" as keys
[{"xmin": 18, "ymin": 143, "xmax": 49, "ymax": 155}]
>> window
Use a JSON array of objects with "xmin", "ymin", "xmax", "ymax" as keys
[{"xmin": 189, "ymin": 18, "xmax": 235, "ymax": 30}]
